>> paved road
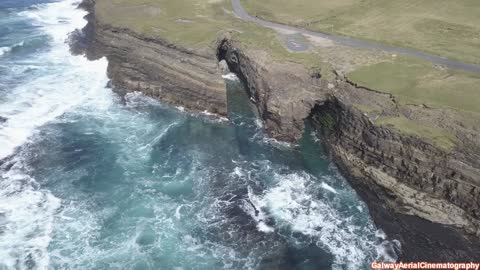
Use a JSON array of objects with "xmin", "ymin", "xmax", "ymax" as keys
[{"xmin": 232, "ymin": 0, "xmax": 480, "ymax": 73}]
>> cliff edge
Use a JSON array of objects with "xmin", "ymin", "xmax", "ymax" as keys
[{"xmin": 77, "ymin": 0, "xmax": 227, "ymax": 115}]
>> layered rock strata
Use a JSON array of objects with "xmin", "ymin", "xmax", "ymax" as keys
[{"xmin": 79, "ymin": 0, "xmax": 227, "ymax": 115}]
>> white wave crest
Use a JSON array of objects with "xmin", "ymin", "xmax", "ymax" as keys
[
  {"xmin": 250, "ymin": 172, "xmax": 399, "ymax": 269},
  {"xmin": 222, "ymin": 72, "xmax": 240, "ymax": 81},
  {"xmin": 0, "ymin": 162, "xmax": 61, "ymax": 269},
  {"xmin": 320, "ymin": 181, "xmax": 338, "ymax": 194},
  {"xmin": 0, "ymin": 0, "xmax": 109, "ymax": 269},
  {"xmin": 0, "ymin": 41, "xmax": 24, "ymax": 57},
  {"xmin": 0, "ymin": 46, "xmax": 11, "ymax": 56},
  {"xmin": 0, "ymin": 1, "xmax": 108, "ymax": 160},
  {"xmin": 241, "ymin": 186, "xmax": 275, "ymax": 233}
]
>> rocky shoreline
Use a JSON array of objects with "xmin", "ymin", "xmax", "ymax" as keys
[
  {"xmin": 75, "ymin": 0, "xmax": 227, "ymax": 116},
  {"xmin": 77, "ymin": 0, "xmax": 480, "ymax": 262}
]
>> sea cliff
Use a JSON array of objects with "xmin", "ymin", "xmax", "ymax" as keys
[
  {"xmin": 77, "ymin": 0, "xmax": 227, "ymax": 115},
  {"xmin": 219, "ymin": 39, "xmax": 480, "ymax": 260},
  {"xmin": 77, "ymin": 0, "xmax": 480, "ymax": 261}
]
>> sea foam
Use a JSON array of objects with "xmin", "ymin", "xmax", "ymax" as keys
[
  {"xmin": 0, "ymin": 0, "xmax": 109, "ymax": 269},
  {"xmin": 245, "ymin": 172, "xmax": 399, "ymax": 269}
]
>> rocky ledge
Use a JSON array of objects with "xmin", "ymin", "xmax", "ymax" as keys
[{"xmin": 78, "ymin": 0, "xmax": 480, "ymax": 262}]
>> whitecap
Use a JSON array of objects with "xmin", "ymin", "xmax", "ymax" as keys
[
  {"xmin": 241, "ymin": 186, "xmax": 275, "ymax": 233},
  {"xmin": 230, "ymin": 166, "xmax": 245, "ymax": 178},
  {"xmin": 199, "ymin": 110, "xmax": 229, "ymax": 122},
  {"xmin": 0, "ymin": 0, "xmax": 109, "ymax": 160},
  {"xmin": 175, "ymin": 205, "xmax": 183, "ymax": 219},
  {"xmin": 222, "ymin": 72, "xmax": 240, "ymax": 81},
  {"xmin": 0, "ymin": 0, "xmax": 109, "ymax": 269},
  {"xmin": 261, "ymin": 137, "xmax": 296, "ymax": 148},
  {"xmin": 320, "ymin": 181, "xmax": 338, "ymax": 194},
  {"xmin": 0, "ymin": 46, "xmax": 11, "ymax": 56},
  {"xmin": 0, "ymin": 162, "xmax": 61, "ymax": 269},
  {"xmin": 255, "ymin": 172, "xmax": 399, "ymax": 269},
  {"xmin": 0, "ymin": 41, "xmax": 24, "ymax": 57}
]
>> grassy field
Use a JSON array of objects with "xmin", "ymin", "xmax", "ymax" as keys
[
  {"xmin": 241, "ymin": 0, "xmax": 480, "ymax": 65},
  {"xmin": 347, "ymin": 56, "xmax": 480, "ymax": 114},
  {"xmin": 95, "ymin": 0, "xmax": 233, "ymax": 47}
]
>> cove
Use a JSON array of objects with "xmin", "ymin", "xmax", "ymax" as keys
[{"xmin": 0, "ymin": 1, "xmax": 398, "ymax": 269}]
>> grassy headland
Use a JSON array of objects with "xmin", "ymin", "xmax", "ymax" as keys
[
  {"xmin": 95, "ymin": 0, "xmax": 333, "ymax": 75},
  {"xmin": 94, "ymin": 0, "xmax": 480, "ymax": 149}
]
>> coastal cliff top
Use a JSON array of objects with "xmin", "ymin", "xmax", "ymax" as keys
[{"xmin": 94, "ymin": 0, "xmax": 480, "ymax": 151}]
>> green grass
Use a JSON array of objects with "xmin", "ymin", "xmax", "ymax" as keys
[
  {"xmin": 346, "ymin": 56, "xmax": 480, "ymax": 114},
  {"xmin": 241, "ymin": 0, "xmax": 480, "ymax": 65},
  {"xmin": 96, "ymin": 0, "xmax": 233, "ymax": 47},
  {"xmin": 95, "ymin": 0, "xmax": 335, "ymax": 78},
  {"xmin": 376, "ymin": 116, "xmax": 457, "ymax": 151}
]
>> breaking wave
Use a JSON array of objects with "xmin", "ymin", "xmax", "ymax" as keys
[{"xmin": 0, "ymin": 0, "xmax": 109, "ymax": 269}]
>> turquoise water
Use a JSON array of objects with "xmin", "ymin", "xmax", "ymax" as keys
[{"xmin": 0, "ymin": 1, "xmax": 399, "ymax": 269}]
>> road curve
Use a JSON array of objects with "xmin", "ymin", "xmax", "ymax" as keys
[{"xmin": 231, "ymin": 0, "xmax": 480, "ymax": 73}]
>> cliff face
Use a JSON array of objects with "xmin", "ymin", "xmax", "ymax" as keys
[
  {"xmin": 310, "ymin": 98, "xmax": 480, "ymax": 260},
  {"xmin": 218, "ymin": 40, "xmax": 480, "ymax": 260},
  {"xmin": 217, "ymin": 39, "xmax": 330, "ymax": 141},
  {"xmin": 81, "ymin": 0, "xmax": 227, "ymax": 115},
  {"xmin": 312, "ymin": 98, "xmax": 480, "ymax": 233},
  {"xmin": 78, "ymin": 0, "xmax": 480, "ymax": 261}
]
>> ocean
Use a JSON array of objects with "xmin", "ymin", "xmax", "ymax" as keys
[{"xmin": 0, "ymin": 0, "xmax": 399, "ymax": 269}]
